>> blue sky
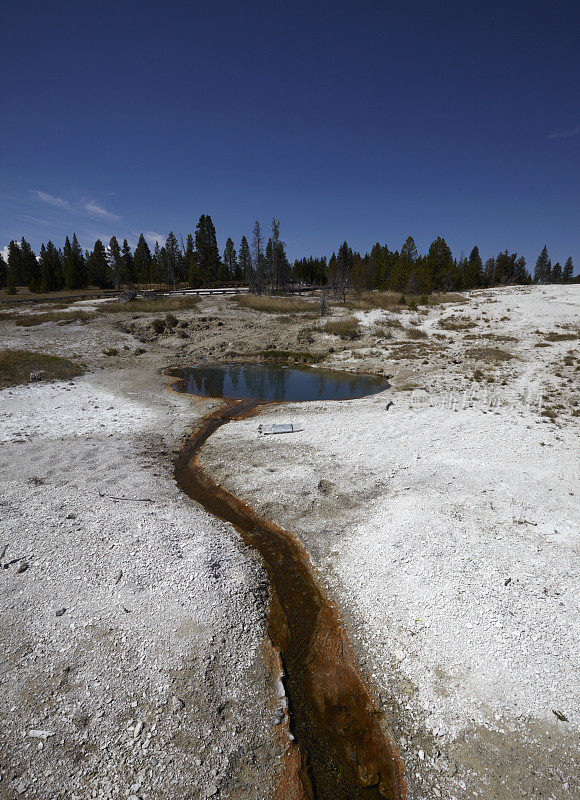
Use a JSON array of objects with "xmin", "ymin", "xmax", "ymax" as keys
[{"xmin": 1, "ymin": 0, "xmax": 578, "ymax": 271}]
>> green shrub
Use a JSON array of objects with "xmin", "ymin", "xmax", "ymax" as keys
[{"xmin": 0, "ymin": 350, "xmax": 84, "ymax": 388}]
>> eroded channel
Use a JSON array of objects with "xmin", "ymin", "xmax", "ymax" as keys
[{"xmin": 169, "ymin": 363, "xmax": 406, "ymax": 799}]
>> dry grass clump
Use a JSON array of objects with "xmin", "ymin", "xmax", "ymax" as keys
[
  {"xmin": 429, "ymin": 292, "xmax": 467, "ymax": 305},
  {"xmin": 439, "ymin": 315, "xmax": 477, "ymax": 330},
  {"xmin": 347, "ymin": 291, "xmax": 405, "ymax": 310},
  {"xmin": 464, "ymin": 332, "xmax": 518, "ymax": 342},
  {"xmin": 543, "ymin": 330, "xmax": 579, "ymax": 342},
  {"xmin": 0, "ymin": 310, "xmax": 95, "ymax": 326},
  {"xmin": 465, "ymin": 346, "xmax": 515, "ymax": 362},
  {"xmin": 0, "ymin": 349, "xmax": 85, "ymax": 388},
  {"xmin": 232, "ymin": 295, "xmax": 316, "ymax": 313},
  {"xmin": 257, "ymin": 349, "xmax": 324, "ymax": 363},
  {"xmin": 322, "ymin": 316, "xmax": 361, "ymax": 339},
  {"xmin": 372, "ymin": 324, "xmax": 393, "ymax": 339},
  {"xmin": 345, "ymin": 290, "xmax": 465, "ymax": 310},
  {"xmin": 99, "ymin": 296, "xmax": 201, "ymax": 314},
  {"xmin": 386, "ymin": 342, "xmax": 434, "ymax": 360},
  {"xmin": 225, "ymin": 349, "xmax": 324, "ymax": 364},
  {"xmin": 404, "ymin": 327, "xmax": 428, "ymax": 339}
]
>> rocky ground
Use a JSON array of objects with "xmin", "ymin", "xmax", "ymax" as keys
[{"xmin": 1, "ymin": 284, "xmax": 578, "ymax": 799}]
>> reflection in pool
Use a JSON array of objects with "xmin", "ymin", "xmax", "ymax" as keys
[{"xmin": 169, "ymin": 362, "xmax": 387, "ymax": 402}]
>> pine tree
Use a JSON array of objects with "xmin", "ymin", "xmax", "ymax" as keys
[
  {"xmin": 134, "ymin": 234, "xmax": 153, "ymax": 285},
  {"xmin": 238, "ymin": 236, "xmax": 251, "ymax": 282},
  {"xmin": 7, "ymin": 240, "xmax": 21, "ymax": 293},
  {"xmin": 534, "ymin": 246, "xmax": 550, "ymax": 284},
  {"xmin": 182, "ymin": 233, "xmax": 199, "ymax": 286},
  {"xmin": 265, "ymin": 238, "xmax": 274, "ymax": 289},
  {"xmin": 194, "ymin": 215, "xmax": 220, "ymax": 285},
  {"xmin": 329, "ymin": 241, "xmax": 352, "ymax": 300},
  {"xmin": 464, "ymin": 246, "xmax": 483, "ymax": 288},
  {"xmin": 72, "ymin": 234, "xmax": 87, "ymax": 287},
  {"xmin": 251, "ymin": 220, "xmax": 265, "ymax": 293},
  {"xmin": 271, "ymin": 218, "xmax": 280, "ymax": 291},
  {"xmin": 87, "ymin": 240, "xmax": 111, "ymax": 288},
  {"xmin": 562, "ymin": 257, "xmax": 574, "ymax": 282},
  {"xmin": 164, "ymin": 232, "xmax": 181, "ymax": 289},
  {"xmin": 425, "ymin": 237, "xmax": 455, "ymax": 292},
  {"xmin": 63, "ymin": 234, "xmax": 86, "ymax": 289},
  {"xmin": 122, "ymin": 239, "xmax": 136, "ymax": 286},
  {"xmin": 188, "ymin": 251, "xmax": 201, "ymax": 287},
  {"xmin": 223, "ymin": 238, "xmax": 237, "ymax": 281},
  {"xmin": 39, "ymin": 241, "xmax": 63, "ymax": 292},
  {"xmin": 107, "ymin": 236, "xmax": 123, "ymax": 289},
  {"xmin": 20, "ymin": 238, "xmax": 40, "ymax": 291},
  {"xmin": 551, "ymin": 262, "xmax": 562, "ymax": 283},
  {"xmin": 513, "ymin": 256, "xmax": 529, "ymax": 284},
  {"xmin": 151, "ymin": 242, "xmax": 163, "ymax": 285},
  {"xmin": 391, "ymin": 236, "xmax": 417, "ymax": 291},
  {"xmin": 0, "ymin": 254, "xmax": 7, "ymax": 289}
]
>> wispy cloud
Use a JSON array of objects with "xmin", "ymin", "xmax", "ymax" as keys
[
  {"xmin": 144, "ymin": 231, "xmax": 165, "ymax": 246},
  {"xmin": 82, "ymin": 199, "xmax": 120, "ymax": 220},
  {"xmin": 31, "ymin": 190, "xmax": 73, "ymax": 210},
  {"xmin": 30, "ymin": 189, "xmax": 120, "ymax": 221},
  {"xmin": 547, "ymin": 126, "xmax": 580, "ymax": 139}
]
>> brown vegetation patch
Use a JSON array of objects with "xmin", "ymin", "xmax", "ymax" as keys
[
  {"xmin": 0, "ymin": 310, "xmax": 96, "ymax": 326},
  {"xmin": 386, "ymin": 342, "xmax": 434, "ymax": 360},
  {"xmin": 404, "ymin": 327, "xmax": 428, "ymax": 340},
  {"xmin": 543, "ymin": 331, "xmax": 580, "ymax": 342},
  {"xmin": 439, "ymin": 315, "xmax": 477, "ymax": 330},
  {"xmin": 322, "ymin": 316, "xmax": 361, "ymax": 339},
  {"xmin": 345, "ymin": 290, "xmax": 465, "ymax": 311},
  {"xmin": 465, "ymin": 346, "xmax": 515, "ymax": 362},
  {"xmin": 98, "ymin": 296, "xmax": 201, "ymax": 314},
  {"xmin": 232, "ymin": 295, "xmax": 316, "ymax": 314},
  {"xmin": 429, "ymin": 292, "xmax": 467, "ymax": 305},
  {"xmin": 345, "ymin": 291, "xmax": 406, "ymax": 310},
  {"xmin": 464, "ymin": 333, "xmax": 518, "ymax": 342},
  {"xmin": 225, "ymin": 349, "xmax": 325, "ymax": 364},
  {"xmin": 372, "ymin": 324, "xmax": 393, "ymax": 340},
  {"xmin": 0, "ymin": 349, "xmax": 85, "ymax": 388},
  {"xmin": 257, "ymin": 350, "xmax": 325, "ymax": 364}
]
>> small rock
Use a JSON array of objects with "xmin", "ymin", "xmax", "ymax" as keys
[
  {"xmin": 115, "ymin": 569, "xmax": 123, "ymax": 585},
  {"xmin": 204, "ymin": 786, "xmax": 218, "ymax": 798},
  {"xmin": 317, "ymin": 479, "xmax": 335, "ymax": 496},
  {"xmin": 55, "ymin": 608, "xmax": 67, "ymax": 617},
  {"xmin": 16, "ymin": 562, "xmax": 29, "ymax": 574},
  {"xmin": 171, "ymin": 695, "xmax": 185, "ymax": 713},
  {"xmin": 133, "ymin": 720, "xmax": 143, "ymax": 739},
  {"xmin": 28, "ymin": 730, "xmax": 55, "ymax": 738},
  {"xmin": 418, "ymin": 749, "xmax": 425, "ymax": 761}
]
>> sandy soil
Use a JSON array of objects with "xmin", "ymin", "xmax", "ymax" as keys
[
  {"xmin": 1, "ymin": 285, "xmax": 578, "ymax": 799},
  {"xmin": 0, "ymin": 369, "xmax": 285, "ymax": 800},
  {"xmin": 203, "ymin": 285, "xmax": 580, "ymax": 799}
]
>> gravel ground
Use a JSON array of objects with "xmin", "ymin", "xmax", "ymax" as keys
[
  {"xmin": 0, "ymin": 369, "xmax": 285, "ymax": 800},
  {"xmin": 202, "ymin": 285, "xmax": 580, "ymax": 799},
  {"xmin": 1, "ymin": 284, "xmax": 578, "ymax": 799}
]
